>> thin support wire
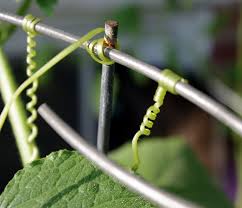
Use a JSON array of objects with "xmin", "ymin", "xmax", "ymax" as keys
[
  {"xmin": 207, "ymin": 78, "xmax": 242, "ymax": 117},
  {"xmin": 97, "ymin": 64, "xmax": 114, "ymax": 152},
  {"xmin": 97, "ymin": 20, "xmax": 118, "ymax": 153}
]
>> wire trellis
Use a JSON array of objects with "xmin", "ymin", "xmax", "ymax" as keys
[
  {"xmin": 0, "ymin": 11, "xmax": 242, "ymax": 138},
  {"xmin": 0, "ymin": 11, "xmax": 242, "ymax": 208}
]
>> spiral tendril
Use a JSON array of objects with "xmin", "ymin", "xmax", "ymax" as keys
[
  {"xmin": 23, "ymin": 14, "xmax": 41, "ymax": 161},
  {"xmin": 132, "ymin": 85, "xmax": 167, "ymax": 171}
]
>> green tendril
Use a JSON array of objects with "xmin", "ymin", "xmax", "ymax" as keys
[
  {"xmin": 131, "ymin": 69, "xmax": 187, "ymax": 171},
  {"xmin": 22, "ymin": 14, "xmax": 41, "ymax": 161},
  {"xmin": 131, "ymin": 85, "xmax": 167, "ymax": 172}
]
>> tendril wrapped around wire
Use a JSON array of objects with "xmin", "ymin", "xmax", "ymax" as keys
[
  {"xmin": 22, "ymin": 14, "xmax": 41, "ymax": 161},
  {"xmin": 132, "ymin": 85, "xmax": 167, "ymax": 171}
]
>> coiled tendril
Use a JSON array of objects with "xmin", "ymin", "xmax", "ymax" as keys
[
  {"xmin": 22, "ymin": 14, "xmax": 41, "ymax": 161},
  {"xmin": 132, "ymin": 85, "xmax": 167, "ymax": 171},
  {"xmin": 86, "ymin": 38, "xmax": 114, "ymax": 65}
]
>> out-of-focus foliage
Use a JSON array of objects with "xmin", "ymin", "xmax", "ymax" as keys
[
  {"xmin": 109, "ymin": 5, "xmax": 141, "ymax": 35},
  {"xmin": 36, "ymin": 0, "xmax": 58, "ymax": 15}
]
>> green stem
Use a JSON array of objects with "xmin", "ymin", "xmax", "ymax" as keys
[
  {"xmin": 0, "ymin": 47, "xmax": 39, "ymax": 165},
  {"xmin": 0, "ymin": 0, "xmax": 32, "ymax": 45}
]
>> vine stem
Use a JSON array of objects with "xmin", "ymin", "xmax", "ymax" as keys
[
  {"xmin": 0, "ymin": 47, "xmax": 37, "ymax": 165},
  {"xmin": 0, "ymin": 28, "xmax": 104, "ymax": 134}
]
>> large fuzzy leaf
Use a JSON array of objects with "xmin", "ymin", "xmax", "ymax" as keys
[{"xmin": 0, "ymin": 150, "xmax": 153, "ymax": 208}]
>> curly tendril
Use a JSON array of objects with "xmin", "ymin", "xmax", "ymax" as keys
[
  {"xmin": 132, "ymin": 85, "xmax": 167, "ymax": 171},
  {"xmin": 22, "ymin": 14, "xmax": 41, "ymax": 161}
]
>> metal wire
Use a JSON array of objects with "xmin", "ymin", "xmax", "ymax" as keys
[
  {"xmin": 38, "ymin": 104, "xmax": 199, "ymax": 208},
  {"xmin": 1, "ymin": 11, "xmax": 242, "ymax": 137},
  {"xmin": 106, "ymin": 48, "xmax": 242, "ymax": 136},
  {"xmin": 97, "ymin": 64, "xmax": 114, "ymax": 153},
  {"xmin": 175, "ymin": 82, "xmax": 242, "ymax": 135},
  {"xmin": 207, "ymin": 78, "xmax": 242, "ymax": 117}
]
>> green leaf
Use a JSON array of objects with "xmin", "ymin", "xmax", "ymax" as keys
[
  {"xmin": 110, "ymin": 138, "xmax": 234, "ymax": 208},
  {"xmin": 35, "ymin": 0, "xmax": 58, "ymax": 15},
  {"xmin": 0, "ymin": 150, "xmax": 154, "ymax": 208},
  {"xmin": 109, "ymin": 5, "xmax": 141, "ymax": 35}
]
